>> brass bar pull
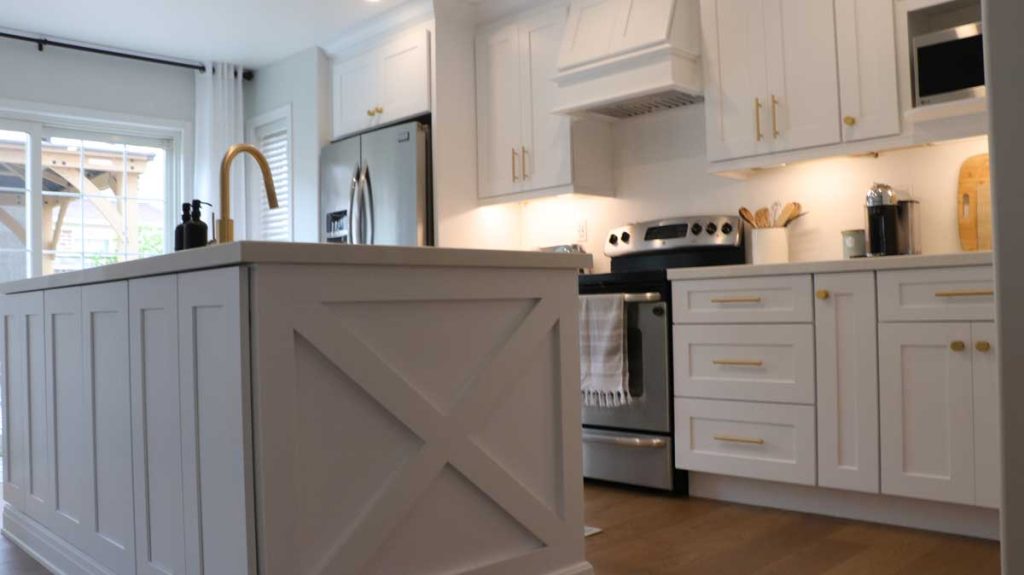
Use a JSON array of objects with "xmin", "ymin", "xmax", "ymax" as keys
[
  {"xmin": 521, "ymin": 146, "xmax": 528, "ymax": 180},
  {"xmin": 771, "ymin": 95, "xmax": 780, "ymax": 138},
  {"xmin": 935, "ymin": 289, "xmax": 994, "ymax": 298},
  {"xmin": 512, "ymin": 147, "xmax": 519, "ymax": 183},
  {"xmin": 710, "ymin": 296, "xmax": 763, "ymax": 304},
  {"xmin": 714, "ymin": 434, "xmax": 765, "ymax": 446},
  {"xmin": 713, "ymin": 359, "xmax": 764, "ymax": 367},
  {"xmin": 754, "ymin": 98, "xmax": 763, "ymax": 141}
]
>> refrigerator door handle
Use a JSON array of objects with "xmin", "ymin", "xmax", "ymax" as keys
[
  {"xmin": 349, "ymin": 163, "xmax": 360, "ymax": 244},
  {"xmin": 362, "ymin": 163, "xmax": 375, "ymax": 245}
]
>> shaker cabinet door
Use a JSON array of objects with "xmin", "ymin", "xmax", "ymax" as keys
[
  {"xmin": 814, "ymin": 272, "xmax": 879, "ymax": 494},
  {"xmin": 476, "ymin": 25, "xmax": 525, "ymax": 199},
  {"xmin": 835, "ymin": 0, "xmax": 900, "ymax": 142},
  {"xmin": 377, "ymin": 27, "xmax": 432, "ymax": 127},
  {"xmin": 0, "ymin": 292, "xmax": 43, "ymax": 513},
  {"xmin": 972, "ymin": 322, "xmax": 1000, "ymax": 508},
  {"xmin": 879, "ymin": 322, "xmax": 975, "ymax": 505},
  {"xmin": 332, "ymin": 51, "xmax": 380, "ymax": 139}
]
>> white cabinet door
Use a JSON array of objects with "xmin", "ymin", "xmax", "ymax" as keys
[
  {"xmin": 815, "ymin": 272, "xmax": 879, "ymax": 494},
  {"xmin": 519, "ymin": 5, "xmax": 573, "ymax": 193},
  {"xmin": 81, "ymin": 282, "xmax": 135, "ymax": 574},
  {"xmin": 0, "ymin": 292, "xmax": 43, "ymax": 513},
  {"xmin": 177, "ymin": 268, "xmax": 254, "ymax": 575},
  {"xmin": 972, "ymin": 322, "xmax": 1000, "ymax": 508},
  {"xmin": 835, "ymin": 0, "xmax": 900, "ymax": 142},
  {"xmin": 44, "ymin": 287, "xmax": 90, "ymax": 547},
  {"xmin": 377, "ymin": 28, "xmax": 432, "ymax": 127},
  {"xmin": 879, "ymin": 323, "xmax": 975, "ymax": 505},
  {"xmin": 701, "ymin": 0, "xmax": 770, "ymax": 161},
  {"xmin": 129, "ymin": 275, "xmax": 195, "ymax": 575},
  {"xmin": 332, "ymin": 51, "xmax": 380, "ymax": 139},
  {"xmin": 476, "ymin": 25, "xmax": 525, "ymax": 199},
  {"xmin": 763, "ymin": 0, "xmax": 841, "ymax": 152}
]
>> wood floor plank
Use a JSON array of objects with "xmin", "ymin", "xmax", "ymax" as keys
[{"xmin": 584, "ymin": 482, "xmax": 1000, "ymax": 575}]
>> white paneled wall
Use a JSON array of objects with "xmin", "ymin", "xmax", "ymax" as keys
[{"xmin": 519, "ymin": 104, "xmax": 988, "ymax": 272}]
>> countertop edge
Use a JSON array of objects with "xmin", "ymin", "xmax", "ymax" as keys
[
  {"xmin": 666, "ymin": 252, "xmax": 994, "ymax": 280},
  {"xmin": 0, "ymin": 242, "xmax": 592, "ymax": 294}
]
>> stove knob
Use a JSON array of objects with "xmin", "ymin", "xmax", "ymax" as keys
[
  {"xmin": 721, "ymin": 222, "xmax": 734, "ymax": 235},
  {"xmin": 706, "ymin": 222, "xmax": 718, "ymax": 235},
  {"xmin": 690, "ymin": 223, "xmax": 702, "ymax": 235},
  {"xmin": 609, "ymin": 234, "xmax": 619, "ymax": 245},
  {"xmin": 621, "ymin": 231, "xmax": 631, "ymax": 243}
]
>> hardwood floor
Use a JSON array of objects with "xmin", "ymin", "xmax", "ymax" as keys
[
  {"xmin": 0, "ymin": 513, "xmax": 47, "ymax": 574},
  {"xmin": 584, "ymin": 482, "xmax": 1001, "ymax": 575}
]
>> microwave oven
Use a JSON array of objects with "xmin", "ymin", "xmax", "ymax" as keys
[{"xmin": 913, "ymin": 22, "xmax": 985, "ymax": 106}]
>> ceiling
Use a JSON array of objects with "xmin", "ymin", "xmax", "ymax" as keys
[{"xmin": 0, "ymin": 0, "xmax": 415, "ymax": 68}]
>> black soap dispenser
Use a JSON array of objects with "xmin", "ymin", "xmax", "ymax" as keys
[
  {"xmin": 174, "ymin": 203, "xmax": 191, "ymax": 252},
  {"xmin": 183, "ymin": 200, "xmax": 211, "ymax": 250}
]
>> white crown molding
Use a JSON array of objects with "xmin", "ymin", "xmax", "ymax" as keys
[{"xmin": 320, "ymin": 0, "xmax": 434, "ymax": 58}]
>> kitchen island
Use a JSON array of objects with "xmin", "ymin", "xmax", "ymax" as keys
[{"xmin": 0, "ymin": 242, "xmax": 593, "ymax": 575}]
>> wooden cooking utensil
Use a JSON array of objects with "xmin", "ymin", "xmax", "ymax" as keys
[
  {"xmin": 739, "ymin": 207, "xmax": 758, "ymax": 228},
  {"xmin": 778, "ymin": 202, "xmax": 800, "ymax": 227},
  {"xmin": 957, "ymin": 154, "xmax": 990, "ymax": 251},
  {"xmin": 754, "ymin": 208, "xmax": 771, "ymax": 229}
]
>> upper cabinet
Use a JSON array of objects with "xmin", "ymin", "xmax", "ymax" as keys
[
  {"xmin": 702, "ymin": 0, "xmax": 901, "ymax": 165},
  {"xmin": 331, "ymin": 26, "xmax": 432, "ymax": 140},
  {"xmin": 476, "ymin": 3, "xmax": 613, "ymax": 202}
]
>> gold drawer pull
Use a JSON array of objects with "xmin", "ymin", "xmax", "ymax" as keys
[
  {"xmin": 934, "ymin": 289, "xmax": 994, "ymax": 298},
  {"xmin": 710, "ymin": 296, "xmax": 763, "ymax": 304},
  {"xmin": 713, "ymin": 359, "xmax": 764, "ymax": 367},
  {"xmin": 950, "ymin": 341, "xmax": 966, "ymax": 352},
  {"xmin": 816, "ymin": 289, "xmax": 830, "ymax": 300},
  {"xmin": 976, "ymin": 341, "xmax": 992, "ymax": 352},
  {"xmin": 714, "ymin": 434, "xmax": 765, "ymax": 446}
]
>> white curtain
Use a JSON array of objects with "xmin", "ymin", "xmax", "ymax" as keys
[{"xmin": 194, "ymin": 62, "xmax": 246, "ymax": 240}]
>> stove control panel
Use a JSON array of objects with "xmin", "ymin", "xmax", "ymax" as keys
[{"xmin": 605, "ymin": 215, "xmax": 743, "ymax": 258}]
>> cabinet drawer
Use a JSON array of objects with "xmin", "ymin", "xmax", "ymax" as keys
[
  {"xmin": 878, "ymin": 267, "xmax": 994, "ymax": 322},
  {"xmin": 673, "ymin": 324, "xmax": 815, "ymax": 404},
  {"xmin": 675, "ymin": 398, "xmax": 816, "ymax": 486},
  {"xmin": 672, "ymin": 276, "xmax": 813, "ymax": 324}
]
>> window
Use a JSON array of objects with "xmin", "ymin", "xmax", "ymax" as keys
[
  {"xmin": 247, "ymin": 107, "xmax": 292, "ymax": 242},
  {"xmin": 0, "ymin": 117, "xmax": 178, "ymax": 280}
]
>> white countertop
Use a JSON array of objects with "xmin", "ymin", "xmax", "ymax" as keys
[
  {"xmin": 0, "ymin": 242, "xmax": 592, "ymax": 294},
  {"xmin": 666, "ymin": 252, "xmax": 993, "ymax": 281}
]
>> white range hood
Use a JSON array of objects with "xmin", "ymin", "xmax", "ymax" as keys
[{"xmin": 554, "ymin": 0, "xmax": 702, "ymax": 119}]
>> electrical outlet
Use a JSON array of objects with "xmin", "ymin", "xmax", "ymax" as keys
[{"xmin": 576, "ymin": 219, "xmax": 588, "ymax": 243}]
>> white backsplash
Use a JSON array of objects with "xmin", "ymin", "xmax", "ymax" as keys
[{"xmin": 520, "ymin": 104, "xmax": 989, "ymax": 273}]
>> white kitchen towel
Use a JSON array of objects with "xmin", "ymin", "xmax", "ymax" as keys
[{"xmin": 579, "ymin": 294, "xmax": 630, "ymax": 407}]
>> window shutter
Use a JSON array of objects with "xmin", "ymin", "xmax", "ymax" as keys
[{"xmin": 255, "ymin": 119, "xmax": 291, "ymax": 241}]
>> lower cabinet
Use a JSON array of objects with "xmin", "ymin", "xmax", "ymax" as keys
[
  {"xmin": 675, "ymin": 398, "xmax": 816, "ymax": 485},
  {"xmin": 879, "ymin": 322, "xmax": 998, "ymax": 507}
]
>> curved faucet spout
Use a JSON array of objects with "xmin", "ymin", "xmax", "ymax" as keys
[{"xmin": 218, "ymin": 143, "xmax": 278, "ymax": 244}]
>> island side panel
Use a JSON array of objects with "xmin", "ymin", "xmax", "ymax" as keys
[{"xmin": 249, "ymin": 263, "xmax": 592, "ymax": 575}]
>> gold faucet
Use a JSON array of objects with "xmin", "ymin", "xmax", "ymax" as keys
[{"xmin": 218, "ymin": 144, "xmax": 278, "ymax": 243}]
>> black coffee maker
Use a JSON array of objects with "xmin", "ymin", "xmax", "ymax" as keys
[{"xmin": 866, "ymin": 182, "xmax": 900, "ymax": 256}]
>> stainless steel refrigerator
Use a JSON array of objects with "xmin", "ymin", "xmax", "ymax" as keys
[{"xmin": 320, "ymin": 120, "xmax": 433, "ymax": 246}]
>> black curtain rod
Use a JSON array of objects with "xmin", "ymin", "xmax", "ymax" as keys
[{"xmin": 0, "ymin": 31, "xmax": 254, "ymax": 80}]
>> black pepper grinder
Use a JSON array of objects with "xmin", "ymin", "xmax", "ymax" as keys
[
  {"xmin": 183, "ymin": 200, "xmax": 213, "ymax": 250},
  {"xmin": 174, "ymin": 203, "xmax": 191, "ymax": 252}
]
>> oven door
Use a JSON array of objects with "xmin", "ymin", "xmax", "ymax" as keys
[{"xmin": 581, "ymin": 293, "xmax": 670, "ymax": 434}]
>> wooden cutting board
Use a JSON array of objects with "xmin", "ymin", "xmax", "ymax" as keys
[{"xmin": 957, "ymin": 154, "xmax": 991, "ymax": 251}]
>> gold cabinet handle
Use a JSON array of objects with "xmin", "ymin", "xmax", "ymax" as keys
[
  {"xmin": 976, "ymin": 341, "xmax": 992, "ymax": 352},
  {"xmin": 844, "ymin": 116, "xmax": 857, "ymax": 126},
  {"xmin": 771, "ymin": 95, "xmax": 780, "ymax": 138},
  {"xmin": 754, "ymin": 98, "xmax": 763, "ymax": 141},
  {"xmin": 816, "ymin": 289, "xmax": 830, "ymax": 300},
  {"xmin": 951, "ymin": 341, "xmax": 966, "ymax": 352},
  {"xmin": 374, "ymin": 106, "xmax": 384, "ymax": 115},
  {"xmin": 714, "ymin": 434, "xmax": 765, "ymax": 446},
  {"xmin": 710, "ymin": 296, "xmax": 762, "ymax": 304},
  {"xmin": 713, "ymin": 359, "xmax": 764, "ymax": 367},
  {"xmin": 367, "ymin": 109, "xmax": 376, "ymax": 117},
  {"xmin": 521, "ymin": 146, "xmax": 528, "ymax": 180},
  {"xmin": 511, "ymin": 147, "xmax": 519, "ymax": 183},
  {"xmin": 935, "ymin": 289, "xmax": 994, "ymax": 298}
]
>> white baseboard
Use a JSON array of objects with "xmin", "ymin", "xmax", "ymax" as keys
[
  {"xmin": 548, "ymin": 561, "xmax": 595, "ymax": 575},
  {"xmin": 689, "ymin": 472, "xmax": 1000, "ymax": 540},
  {"xmin": 2, "ymin": 505, "xmax": 114, "ymax": 575}
]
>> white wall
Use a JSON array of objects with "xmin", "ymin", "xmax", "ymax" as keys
[
  {"xmin": 244, "ymin": 47, "xmax": 331, "ymax": 243},
  {"xmin": 520, "ymin": 105, "xmax": 988, "ymax": 272},
  {"xmin": 0, "ymin": 36, "xmax": 194, "ymax": 122}
]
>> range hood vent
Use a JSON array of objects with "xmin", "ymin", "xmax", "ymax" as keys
[{"xmin": 554, "ymin": 0, "xmax": 702, "ymax": 119}]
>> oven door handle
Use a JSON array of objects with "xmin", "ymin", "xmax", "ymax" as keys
[
  {"xmin": 622, "ymin": 292, "xmax": 662, "ymax": 303},
  {"xmin": 582, "ymin": 432, "xmax": 667, "ymax": 449}
]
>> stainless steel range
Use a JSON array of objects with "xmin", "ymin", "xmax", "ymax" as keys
[{"xmin": 579, "ymin": 215, "xmax": 745, "ymax": 492}]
